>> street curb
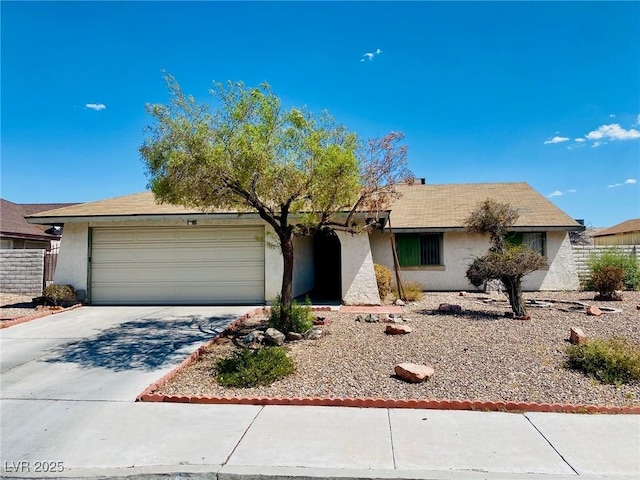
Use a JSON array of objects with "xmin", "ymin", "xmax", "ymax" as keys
[
  {"xmin": 136, "ymin": 308, "xmax": 640, "ymax": 415},
  {"xmin": 0, "ymin": 304, "xmax": 83, "ymax": 329}
]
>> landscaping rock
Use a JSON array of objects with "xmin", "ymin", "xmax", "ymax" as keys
[
  {"xmin": 394, "ymin": 299, "xmax": 405, "ymax": 306},
  {"xmin": 586, "ymin": 305, "xmax": 603, "ymax": 316},
  {"xmin": 304, "ymin": 327, "xmax": 323, "ymax": 340},
  {"xmin": 286, "ymin": 332, "xmax": 303, "ymax": 341},
  {"xmin": 264, "ymin": 328, "xmax": 286, "ymax": 346},
  {"xmin": 381, "ymin": 313, "xmax": 404, "ymax": 323},
  {"xmin": 459, "ymin": 291, "xmax": 468, "ymax": 296},
  {"xmin": 385, "ymin": 324, "xmax": 412, "ymax": 335},
  {"xmin": 243, "ymin": 330, "xmax": 265, "ymax": 345},
  {"xmin": 569, "ymin": 327, "xmax": 587, "ymax": 345},
  {"xmin": 438, "ymin": 303, "xmax": 463, "ymax": 313},
  {"xmin": 355, "ymin": 313, "xmax": 379, "ymax": 323},
  {"xmin": 394, "ymin": 363, "xmax": 434, "ymax": 383}
]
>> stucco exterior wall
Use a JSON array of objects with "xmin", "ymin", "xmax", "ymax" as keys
[
  {"xmin": 370, "ymin": 230, "xmax": 579, "ymax": 291},
  {"xmin": 336, "ymin": 231, "xmax": 381, "ymax": 305},
  {"xmin": 54, "ymin": 222, "xmax": 89, "ymax": 291},
  {"xmin": 524, "ymin": 232, "xmax": 579, "ymax": 291},
  {"xmin": 292, "ymin": 235, "xmax": 314, "ymax": 298}
]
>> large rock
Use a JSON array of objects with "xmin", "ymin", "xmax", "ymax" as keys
[
  {"xmin": 286, "ymin": 332, "xmax": 303, "ymax": 341},
  {"xmin": 569, "ymin": 327, "xmax": 587, "ymax": 345},
  {"xmin": 304, "ymin": 327, "xmax": 323, "ymax": 340},
  {"xmin": 586, "ymin": 305, "xmax": 602, "ymax": 316},
  {"xmin": 355, "ymin": 313, "xmax": 379, "ymax": 323},
  {"xmin": 394, "ymin": 298, "xmax": 406, "ymax": 306},
  {"xmin": 395, "ymin": 363, "xmax": 434, "ymax": 383},
  {"xmin": 438, "ymin": 303, "xmax": 463, "ymax": 313},
  {"xmin": 264, "ymin": 328, "xmax": 286, "ymax": 346},
  {"xmin": 385, "ymin": 324, "xmax": 412, "ymax": 335}
]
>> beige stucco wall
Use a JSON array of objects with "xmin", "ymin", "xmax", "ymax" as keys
[
  {"xmin": 292, "ymin": 235, "xmax": 314, "ymax": 298},
  {"xmin": 370, "ymin": 230, "xmax": 579, "ymax": 291},
  {"xmin": 54, "ymin": 222, "xmax": 89, "ymax": 291},
  {"xmin": 336, "ymin": 230, "xmax": 381, "ymax": 305}
]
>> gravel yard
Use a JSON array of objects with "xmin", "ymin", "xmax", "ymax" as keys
[
  {"xmin": 0, "ymin": 293, "xmax": 39, "ymax": 320},
  {"xmin": 157, "ymin": 291, "xmax": 640, "ymax": 407}
]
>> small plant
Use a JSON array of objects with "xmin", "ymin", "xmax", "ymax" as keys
[
  {"xmin": 43, "ymin": 284, "xmax": 75, "ymax": 306},
  {"xmin": 268, "ymin": 295, "xmax": 314, "ymax": 334},
  {"xmin": 399, "ymin": 281, "xmax": 423, "ymax": 302},
  {"xmin": 566, "ymin": 338, "xmax": 640, "ymax": 385},
  {"xmin": 592, "ymin": 266, "xmax": 625, "ymax": 300},
  {"xmin": 215, "ymin": 346, "xmax": 295, "ymax": 388},
  {"xmin": 588, "ymin": 248, "xmax": 640, "ymax": 291},
  {"xmin": 374, "ymin": 263, "xmax": 392, "ymax": 299}
]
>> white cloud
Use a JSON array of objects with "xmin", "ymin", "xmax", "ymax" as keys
[
  {"xmin": 361, "ymin": 52, "xmax": 374, "ymax": 61},
  {"xmin": 85, "ymin": 103, "xmax": 106, "ymax": 111},
  {"xmin": 574, "ymin": 138, "xmax": 585, "ymax": 143},
  {"xmin": 585, "ymin": 123, "xmax": 640, "ymax": 141},
  {"xmin": 543, "ymin": 136, "xmax": 569, "ymax": 144},
  {"xmin": 567, "ymin": 189, "xmax": 577, "ymax": 193},
  {"xmin": 548, "ymin": 190, "xmax": 563, "ymax": 197},
  {"xmin": 625, "ymin": 178, "xmax": 638, "ymax": 184},
  {"xmin": 609, "ymin": 113, "xmax": 616, "ymax": 118},
  {"xmin": 375, "ymin": 48, "xmax": 382, "ymax": 55},
  {"xmin": 592, "ymin": 141, "xmax": 602, "ymax": 148},
  {"xmin": 607, "ymin": 183, "xmax": 622, "ymax": 188}
]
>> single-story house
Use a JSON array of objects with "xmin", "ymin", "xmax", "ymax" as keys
[
  {"xmin": 1, "ymin": 199, "xmax": 77, "ymax": 250},
  {"xmin": 592, "ymin": 218, "xmax": 640, "ymax": 246},
  {"xmin": 26, "ymin": 182, "xmax": 583, "ymax": 305}
]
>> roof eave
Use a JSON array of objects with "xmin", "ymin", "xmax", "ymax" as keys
[{"xmin": 387, "ymin": 225, "xmax": 585, "ymax": 233}]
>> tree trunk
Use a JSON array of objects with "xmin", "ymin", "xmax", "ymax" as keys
[
  {"xmin": 502, "ymin": 276, "xmax": 526, "ymax": 317},
  {"xmin": 279, "ymin": 230, "xmax": 295, "ymax": 332}
]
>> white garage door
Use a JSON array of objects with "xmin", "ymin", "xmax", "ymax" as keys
[{"xmin": 90, "ymin": 226, "xmax": 265, "ymax": 304}]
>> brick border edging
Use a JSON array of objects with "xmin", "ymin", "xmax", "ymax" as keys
[
  {"xmin": 0, "ymin": 304, "xmax": 83, "ymax": 329},
  {"xmin": 136, "ymin": 307, "xmax": 640, "ymax": 415}
]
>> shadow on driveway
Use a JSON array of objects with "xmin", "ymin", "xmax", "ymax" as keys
[{"xmin": 44, "ymin": 314, "xmax": 236, "ymax": 372}]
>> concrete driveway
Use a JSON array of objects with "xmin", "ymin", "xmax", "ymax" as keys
[{"xmin": 0, "ymin": 305, "xmax": 255, "ymax": 401}]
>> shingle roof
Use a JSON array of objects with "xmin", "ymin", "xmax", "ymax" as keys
[
  {"xmin": 593, "ymin": 218, "xmax": 640, "ymax": 237},
  {"xmin": 26, "ymin": 183, "xmax": 582, "ymax": 231},
  {"xmin": 388, "ymin": 182, "xmax": 581, "ymax": 230},
  {"xmin": 0, "ymin": 199, "xmax": 70, "ymax": 239}
]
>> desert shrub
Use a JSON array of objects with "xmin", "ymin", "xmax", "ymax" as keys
[
  {"xmin": 374, "ymin": 263, "xmax": 393, "ymax": 299},
  {"xmin": 268, "ymin": 295, "xmax": 314, "ymax": 333},
  {"xmin": 400, "ymin": 281, "xmax": 423, "ymax": 301},
  {"xmin": 566, "ymin": 338, "xmax": 640, "ymax": 385},
  {"xmin": 587, "ymin": 248, "xmax": 640, "ymax": 291},
  {"xmin": 592, "ymin": 266, "xmax": 625, "ymax": 300},
  {"xmin": 43, "ymin": 284, "xmax": 75, "ymax": 306},
  {"xmin": 215, "ymin": 346, "xmax": 295, "ymax": 388}
]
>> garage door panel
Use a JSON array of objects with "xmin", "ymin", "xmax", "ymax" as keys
[{"xmin": 91, "ymin": 226, "xmax": 265, "ymax": 304}]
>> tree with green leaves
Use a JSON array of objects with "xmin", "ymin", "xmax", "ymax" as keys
[
  {"xmin": 464, "ymin": 199, "xmax": 547, "ymax": 317},
  {"xmin": 140, "ymin": 75, "xmax": 412, "ymax": 331}
]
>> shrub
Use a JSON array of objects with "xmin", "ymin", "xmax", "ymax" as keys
[
  {"xmin": 399, "ymin": 281, "xmax": 423, "ymax": 301},
  {"xmin": 215, "ymin": 346, "xmax": 295, "ymax": 388},
  {"xmin": 588, "ymin": 248, "xmax": 640, "ymax": 291},
  {"xmin": 566, "ymin": 338, "xmax": 640, "ymax": 385},
  {"xmin": 268, "ymin": 295, "xmax": 314, "ymax": 334},
  {"xmin": 43, "ymin": 284, "xmax": 75, "ymax": 306},
  {"xmin": 374, "ymin": 264, "xmax": 393, "ymax": 299},
  {"xmin": 592, "ymin": 266, "xmax": 625, "ymax": 300}
]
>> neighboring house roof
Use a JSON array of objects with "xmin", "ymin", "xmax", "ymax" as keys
[
  {"xmin": 26, "ymin": 182, "xmax": 583, "ymax": 231},
  {"xmin": 592, "ymin": 218, "xmax": 640, "ymax": 237},
  {"xmin": 1, "ymin": 199, "xmax": 77, "ymax": 240},
  {"xmin": 388, "ymin": 182, "xmax": 583, "ymax": 231}
]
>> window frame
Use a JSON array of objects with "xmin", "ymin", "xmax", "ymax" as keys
[
  {"xmin": 505, "ymin": 231, "xmax": 547, "ymax": 257},
  {"xmin": 395, "ymin": 233, "xmax": 444, "ymax": 268}
]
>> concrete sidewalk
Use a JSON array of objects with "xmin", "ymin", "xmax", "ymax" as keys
[{"xmin": 1, "ymin": 401, "xmax": 638, "ymax": 479}]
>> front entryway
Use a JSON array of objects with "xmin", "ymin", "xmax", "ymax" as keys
[{"xmin": 312, "ymin": 229, "xmax": 341, "ymax": 302}]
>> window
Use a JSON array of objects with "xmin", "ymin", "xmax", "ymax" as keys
[
  {"xmin": 505, "ymin": 232, "xmax": 546, "ymax": 256},
  {"xmin": 396, "ymin": 233, "xmax": 443, "ymax": 266}
]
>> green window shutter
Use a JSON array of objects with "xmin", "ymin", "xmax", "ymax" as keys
[
  {"xmin": 505, "ymin": 232, "xmax": 523, "ymax": 246},
  {"xmin": 396, "ymin": 234, "xmax": 420, "ymax": 266}
]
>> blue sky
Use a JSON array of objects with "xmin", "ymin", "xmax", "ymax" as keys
[{"xmin": 2, "ymin": 1, "xmax": 639, "ymax": 228}]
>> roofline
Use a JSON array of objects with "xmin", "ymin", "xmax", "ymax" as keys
[
  {"xmin": 388, "ymin": 225, "xmax": 585, "ymax": 233},
  {"xmin": 0, "ymin": 231, "xmax": 59, "ymax": 241},
  {"xmin": 26, "ymin": 210, "xmax": 386, "ymax": 226}
]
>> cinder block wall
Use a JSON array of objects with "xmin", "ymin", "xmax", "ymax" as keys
[
  {"xmin": 0, "ymin": 249, "xmax": 45, "ymax": 296},
  {"xmin": 572, "ymin": 245, "xmax": 639, "ymax": 285}
]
